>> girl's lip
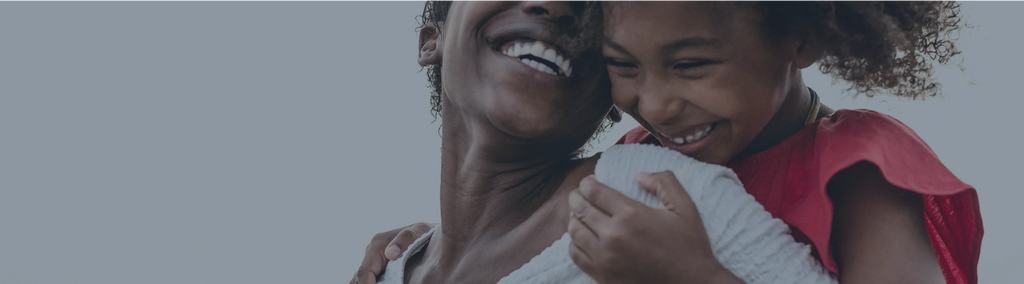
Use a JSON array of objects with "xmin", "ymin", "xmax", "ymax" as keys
[{"xmin": 655, "ymin": 122, "xmax": 722, "ymax": 156}]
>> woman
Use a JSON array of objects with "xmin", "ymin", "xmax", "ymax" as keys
[{"xmin": 375, "ymin": 1, "xmax": 614, "ymax": 283}]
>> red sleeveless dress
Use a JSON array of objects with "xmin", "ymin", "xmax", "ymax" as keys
[{"xmin": 616, "ymin": 109, "xmax": 983, "ymax": 284}]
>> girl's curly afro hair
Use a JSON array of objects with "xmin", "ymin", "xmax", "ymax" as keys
[{"xmin": 753, "ymin": 1, "xmax": 964, "ymax": 99}]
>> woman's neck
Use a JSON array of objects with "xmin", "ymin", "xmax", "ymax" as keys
[{"xmin": 412, "ymin": 108, "xmax": 596, "ymax": 282}]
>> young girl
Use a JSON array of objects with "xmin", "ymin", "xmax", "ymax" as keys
[
  {"xmin": 570, "ymin": 2, "xmax": 981, "ymax": 283},
  {"xmin": 356, "ymin": 2, "xmax": 982, "ymax": 284}
]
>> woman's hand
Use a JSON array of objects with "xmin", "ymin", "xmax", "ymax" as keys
[
  {"xmin": 349, "ymin": 222, "xmax": 436, "ymax": 284},
  {"xmin": 567, "ymin": 172, "xmax": 743, "ymax": 284}
]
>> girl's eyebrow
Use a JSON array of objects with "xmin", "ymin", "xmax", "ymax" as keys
[
  {"xmin": 604, "ymin": 40, "xmax": 631, "ymax": 55},
  {"xmin": 604, "ymin": 37, "xmax": 718, "ymax": 57},
  {"xmin": 661, "ymin": 37, "xmax": 717, "ymax": 54}
]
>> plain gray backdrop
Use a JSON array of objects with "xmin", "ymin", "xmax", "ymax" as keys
[{"xmin": 0, "ymin": 2, "xmax": 1019, "ymax": 283}]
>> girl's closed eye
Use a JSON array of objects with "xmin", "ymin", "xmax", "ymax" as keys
[
  {"xmin": 671, "ymin": 60, "xmax": 716, "ymax": 78},
  {"xmin": 606, "ymin": 58, "xmax": 639, "ymax": 77},
  {"xmin": 672, "ymin": 60, "xmax": 712, "ymax": 70}
]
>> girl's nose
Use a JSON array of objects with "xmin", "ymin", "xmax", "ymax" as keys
[{"xmin": 636, "ymin": 78, "xmax": 687, "ymax": 128}]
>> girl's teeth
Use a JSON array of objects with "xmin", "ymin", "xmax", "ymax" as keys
[{"xmin": 670, "ymin": 124, "xmax": 714, "ymax": 145}]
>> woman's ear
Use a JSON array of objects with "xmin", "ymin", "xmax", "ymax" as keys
[{"xmin": 418, "ymin": 25, "xmax": 443, "ymax": 66}]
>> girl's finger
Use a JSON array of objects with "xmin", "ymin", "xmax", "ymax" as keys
[
  {"xmin": 636, "ymin": 171, "xmax": 697, "ymax": 215},
  {"xmin": 568, "ymin": 211, "xmax": 602, "ymax": 250},
  {"xmin": 568, "ymin": 238, "xmax": 595, "ymax": 270},
  {"xmin": 579, "ymin": 175, "xmax": 644, "ymax": 216},
  {"xmin": 568, "ymin": 188, "xmax": 612, "ymax": 237}
]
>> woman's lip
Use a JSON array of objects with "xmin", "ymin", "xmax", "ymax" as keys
[{"xmin": 494, "ymin": 47, "xmax": 567, "ymax": 80}]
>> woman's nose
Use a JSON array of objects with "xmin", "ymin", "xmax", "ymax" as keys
[{"xmin": 521, "ymin": 1, "xmax": 575, "ymax": 25}]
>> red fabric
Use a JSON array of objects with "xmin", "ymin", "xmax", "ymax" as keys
[{"xmin": 616, "ymin": 109, "xmax": 982, "ymax": 284}]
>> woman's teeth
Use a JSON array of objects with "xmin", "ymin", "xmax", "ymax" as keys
[
  {"xmin": 502, "ymin": 41, "xmax": 572, "ymax": 77},
  {"xmin": 669, "ymin": 124, "xmax": 714, "ymax": 145}
]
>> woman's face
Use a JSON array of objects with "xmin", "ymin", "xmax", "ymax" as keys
[
  {"xmin": 603, "ymin": 2, "xmax": 801, "ymax": 165},
  {"xmin": 426, "ymin": 2, "xmax": 611, "ymax": 143}
]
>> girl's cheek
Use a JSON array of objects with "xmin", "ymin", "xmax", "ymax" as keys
[{"xmin": 609, "ymin": 80, "xmax": 637, "ymax": 110}]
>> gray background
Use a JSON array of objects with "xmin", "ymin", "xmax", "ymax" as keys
[{"xmin": 0, "ymin": 2, "xmax": 1018, "ymax": 283}]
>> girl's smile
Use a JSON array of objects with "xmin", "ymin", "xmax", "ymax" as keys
[{"xmin": 651, "ymin": 121, "xmax": 724, "ymax": 156}]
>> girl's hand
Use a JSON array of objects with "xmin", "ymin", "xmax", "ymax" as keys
[
  {"xmin": 567, "ymin": 172, "xmax": 742, "ymax": 284},
  {"xmin": 349, "ymin": 222, "xmax": 436, "ymax": 284}
]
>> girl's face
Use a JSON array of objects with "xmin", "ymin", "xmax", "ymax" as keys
[{"xmin": 603, "ymin": 2, "xmax": 805, "ymax": 165}]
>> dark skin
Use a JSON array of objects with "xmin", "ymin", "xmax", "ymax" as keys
[
  {"xmin": 360, "ymin": 2, "xmax": 614, "ymax": 284},
  {"xmin": 356, "ymin": 2, "xmax": 945, "ymax": 284}
]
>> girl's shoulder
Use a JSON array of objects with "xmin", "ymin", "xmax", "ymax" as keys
[
  {"xmin": 813, "ymin": 109, "xmax": 970, "ymax": 196},
  {"xmin": 815, "ymin": 109, "xmax": 982, "ymax": 284}
]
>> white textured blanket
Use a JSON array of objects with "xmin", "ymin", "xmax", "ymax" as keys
[{"xmin": 380, "ymin": 144, "xmax": 837, "ymax": 284}]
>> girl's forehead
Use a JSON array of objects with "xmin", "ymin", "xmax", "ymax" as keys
[{"xmin": 603, "ymin": 2, "xmax": 759, "ymax": 41}]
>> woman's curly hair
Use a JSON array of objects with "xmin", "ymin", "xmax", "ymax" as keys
[
  {"xmin": 753, "ymin": 1, "xmax": 965, "ymax": 99},
  {"xmin": 416, "ymin": 1, "xmax": 451, "ymax": 121}
]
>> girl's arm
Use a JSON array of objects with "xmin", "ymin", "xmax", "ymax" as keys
[
  {"xmin": 828, "ymin": 162, "xmax": 945, "ymax": 283},
  {"xmin": 572, "ymin": 144, "xmax": 837, "ymax": 284},
  {"xmin": 567, "ymin": 173, "xmax": 746, "ymax": 284}
]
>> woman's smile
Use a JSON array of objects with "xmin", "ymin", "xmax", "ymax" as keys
[{"xmin": 500, "ymin": 40, "xmax": 573, "ymax": 77}]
